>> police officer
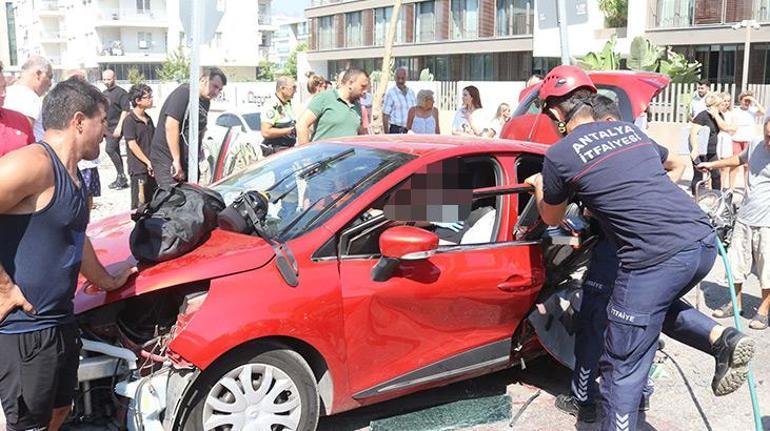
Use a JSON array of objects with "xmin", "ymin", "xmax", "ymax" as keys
[
  {"xmin": 261, "ymin": 75, "xmax": 297, "ymax": 154},
  {"xmin": 527, "ymin": 65, "xmax": 754, "ymax": 431}
]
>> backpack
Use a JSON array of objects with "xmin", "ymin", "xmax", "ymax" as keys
[{"xmin": 129, "ymin": 183, "xmax": 226, "ymax": 263}]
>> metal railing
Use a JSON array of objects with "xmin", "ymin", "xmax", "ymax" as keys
[
  {"xmin": 38, "ymin": 0, "xmax": 63, "ymax": 11},
  {"xmin": 651, "ymin": 0, "xmax": 770, "ymax": 29},
  {"xmin": 648, "ymin": 81, "xmax": 770, "ymax": 123},
  {"xmin": 96, "ymin": 8, "xmax": 167, "ymax": 22}
]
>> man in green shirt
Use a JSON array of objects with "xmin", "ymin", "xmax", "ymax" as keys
[
  {"xmin": 260, "ymin": 75, "xmax": 297, "ymax": 154},
  {"xmin": 297, "ymin": 69, "xmax": 369, "ymax": 144}
]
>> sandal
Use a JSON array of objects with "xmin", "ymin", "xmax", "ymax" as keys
[
  {"xmin": 749, "ymin": 313, "xmax": 769, "ymax": 330},
  {"xmin": 713, "ymin": 303, "xmax": 741, "ymax": 318}
]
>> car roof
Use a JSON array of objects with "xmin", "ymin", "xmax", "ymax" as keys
[{"xmin": 314, "ymin": 134, "xmax": 549, "ymax": 157}]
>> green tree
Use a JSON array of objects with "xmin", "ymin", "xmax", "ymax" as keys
[
  {"xmin": 157, "ymin": 49, "xmax": 190, "ymax": 82},
  {"xmin": 575, "ymin": 34, "xmax": 620, "ymax": 71},
  {"xmin": 598, "ymin": 0, "xmax": 628, "ymax": 28},
  {"xmin": 128, "ymin": 67, "xmax": 145, "ymax": 85},
  {"xmin": 284, "ymin": 42, "xmax": 307, "ymax": 79},
  {"xmin": 257, "ymin": 60, "xmax": 276, "ymax": 81}
]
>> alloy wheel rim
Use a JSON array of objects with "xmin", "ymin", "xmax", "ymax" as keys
[{"xmin": 202, "ymin": 363, "xmax": 302, "ymax": 431}]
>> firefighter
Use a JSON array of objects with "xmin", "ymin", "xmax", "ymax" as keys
[{"xmin": 528, "ymin": 65, "xmax": 754, "ymax": 431}]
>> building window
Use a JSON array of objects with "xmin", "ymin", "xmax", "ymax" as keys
[
  {"xmin": 317, "ymin": 15, "xmax": 334, "ymax": 49},
  {"xmin": 136, "ymin": 0, "xmax": 150, "ymax": 13},
  {"xmin": 138, "ymin": 31, "xmax": 152, "ymax": 49},
  {"xmin": 497, "ymin": 0, "xmax": 532, "ymax": 36},
  {"xmin": 653, "ymin": 0, "xmax": 693, "ymax": 28},
  {"xmin": 210, "ymin": 31, "xmax": 223, "ymax": 48},
  {"xmin": 6, "ymin": 3, "xmax": 17, "ymax": 65},
  {"xmin": 416, "ymin": 1, "xmax": 436, "ymax": 42},
  {"xmin": 375, "ymin": 6, "xmax": 405, "ymax": 46},
  {"xmin": 346, "ymin": 11, "xmax": 362, "ymax": 47},
  {"xmin": 451, "ymin": 0, "xmax": 479, "ymax": 40}
]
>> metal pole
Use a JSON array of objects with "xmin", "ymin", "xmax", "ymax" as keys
[
  {"xmin": 188, "ymin": 0, "xmax": 202, "ymax": 183},
  {"xmin": 556, "ymin": 0, "xmax": 570, "ymax": 65},
  {"xmin": 742, "ymin": 22, "xmax": 751, "ymax": 91}
]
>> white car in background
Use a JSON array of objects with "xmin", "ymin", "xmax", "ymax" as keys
[{"xmin": 201, "ymin": 110, "xmax": 269, "ymax": 184}]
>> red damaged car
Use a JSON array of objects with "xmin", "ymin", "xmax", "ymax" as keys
[
  {"xmin": 70, "ymin": 72, "xmax": 670, "ymax": 431},
  {"xmin": 73, "ymin": 136, "xmax": 592, "ymax": 430}
]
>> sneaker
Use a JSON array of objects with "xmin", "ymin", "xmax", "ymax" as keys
[
  {"xmin": 554, "ymin": 394, "xmax": 597, "ymax": 423},
  {"xmin": 711, "ymin": 327, "xmax": 755, "ymax": 396},
  {"xmin": 109, "ymin": 175, "xmax": 129, "ymax": 190}
]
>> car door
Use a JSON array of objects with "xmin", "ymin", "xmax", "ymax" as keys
[{"xmin": 336, "ymin": 155, "xmax": 544, "ymax": 399}]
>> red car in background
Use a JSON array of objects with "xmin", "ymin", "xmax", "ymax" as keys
[{"xmin": 501, "ymin": 71, "xmax": 670, "ymax": 144}]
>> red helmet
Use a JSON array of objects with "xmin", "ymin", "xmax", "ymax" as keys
[{"xmin": 539, "ymin": 65, "xmax": 596, "ymax": 103}]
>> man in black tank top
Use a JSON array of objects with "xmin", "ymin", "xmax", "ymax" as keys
[{"xmin": 0, "ymin": 78, "xmax": 136, "ymax": 431}]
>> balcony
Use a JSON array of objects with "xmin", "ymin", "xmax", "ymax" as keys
[
  {"xmin": 37, "ymin": 0, "xmax": 64, "ymax": 17},
  {"xmin": 40, "ymin": 30, "xmax": 66, "ymax": 44},
  {"xmin": 94, "ymin": 8, "xmax": 168, "ymax": 28},
  {"xmin": 650, "ymin": 0, "xmax": 769, "ymax": 29},
  {"xmin": 309, "ymin": 0, "xmax": 344, "ymax": 6},
  {"xmin": 97, "ymin": 40, "xmax": 167, "ymax": 63}
]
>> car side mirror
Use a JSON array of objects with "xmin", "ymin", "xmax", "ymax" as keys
[{"xmin": 371, "ymin": 226, "xmax": 438, "ymax": 282}]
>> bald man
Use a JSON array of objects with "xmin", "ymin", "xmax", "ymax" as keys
[{"xmin": 4, "ymin": 55, "xmax": 52, "ymax": 141}]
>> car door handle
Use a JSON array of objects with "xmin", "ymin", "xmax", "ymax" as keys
[{"xmin": 497, "ymin": 275, "xmax": 533, "ymax": 292}]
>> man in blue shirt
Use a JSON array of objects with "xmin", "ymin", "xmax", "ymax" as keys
[{"xmin": 526, "ymin": 66, "xmax": 754, "ymax": 431}]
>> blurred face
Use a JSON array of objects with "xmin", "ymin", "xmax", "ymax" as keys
[
  {"xmin": 462, "ymin": 90, "xmax": 471, "ymax": 108},
  {"xmin": 137, "ymin": 90, "xmax": 153, "ymax": 109},
  {"xmin": 764, "ymin": 122, "xmax": 770, "ymax": 148},
  {"xmin": 200, "ymin": 75, "xmax": 225, "ymax": 100},
  {"xmin": 697, "ymin": 84, "xmax": 709, "ymax": 97},
  {"xmin": 500, "ymin": 105, "xmax": 511, "ymax": 120},
  {"xmin": 396, "ymin": 69, "xmax": 407, "ymax": 86},
  {"xmin": 102, "ymin": 70, "xmax": 115, "ymax": 88},
  {"xmin": 0, "ymin": 75, "xmax": 6, "ymax": 106},
  {"xmin": 740, "ymin": 96, "xmax": 752, "ymax": 110},
  {"xmin": 35, "ymin": 69, "xmax": 53, "ymax": 96},
  {"xmin": 77, "ymin": 105, "xmax": 107, "ymax": 160},
  {"xmin": 421, "ymin": 95, "xmax": 434, "ymax": 110},
  {"xmin": 348, "ymin": 75, "xmax": 369, "ymax": 101},
  {"xmin": 279, "ymin": 78, "xmax": 297, "ymax": 100},
  {"xmin": 720, "ymin": 97, "xmax": 731, "ymax": 112}
]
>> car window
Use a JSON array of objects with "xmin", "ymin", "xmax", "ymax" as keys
[
  {"xmin": 335, "ymin": 156, "xmax": 503, "ymax": 258},
  {"xmin": 516, "ymin": 86, "xmax": 630, "ymax": 121},
  {"xmin": 213, "ymin": 143, "xmax": 414, "ymax": 241},
  {"xmin": 243, "ymin": 113, "xmax": 261, "ymax": 131},
  {"xmin": 216, "ymin": 113, "xmax": 242, "ymax": 128}
]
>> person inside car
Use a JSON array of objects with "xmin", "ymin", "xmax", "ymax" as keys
[{"xmin": 526, "ymin": 65, "xmax": 754, "ymax": 431}]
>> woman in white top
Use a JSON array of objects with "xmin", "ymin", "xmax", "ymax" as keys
[
  {"xmin": 407, "ymin": 89, "xmax": 440, "ymax": 134},
  {"xmin": 485, "ymin": 103, "xmax": 511, "ymax": 138},
  {"xmin": 731, "ymin": 91, "xmax": 765, "ymax": 191},
  {"xmin": 452, "ymin": 85, "xmax": 484, "ymax": 137},
  {"xmin": 717, "ymin": 92, "xmax": 738, "ymax": 190}
]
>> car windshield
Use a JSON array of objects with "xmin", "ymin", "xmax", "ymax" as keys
[
  {"xmin": 212, "ymin": 143, "xmax": 414, "ymax": 240},
  {"xmin": 242, "ymin": 113, "xmax": 261, "ymax": 131}
]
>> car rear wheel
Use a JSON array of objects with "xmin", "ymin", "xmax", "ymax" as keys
[{"xmin": 182, "ymin": 349, "xmax": 320, "ymax": 431}]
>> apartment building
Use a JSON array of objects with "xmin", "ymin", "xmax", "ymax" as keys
[
  {"xmin": 305, "ymin": 0, "xmax": 536, "ymax": 81},
  {"xmin": 647, "ymin": 0, "xmax": 770, "ymax": 86},
  {"xmin": 271, "ymin": 16, "xmax": 309, "ymax": 71},
  {"xmin": 11, "ymin": 0, "xmax": 274, "ymax": 81}
]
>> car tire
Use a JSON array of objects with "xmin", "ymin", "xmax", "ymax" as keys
[{"xmin": 180, "ymin": 349, "xmax": 320, "ymax": 431}]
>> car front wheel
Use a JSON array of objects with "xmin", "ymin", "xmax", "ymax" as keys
[{"xmin": 182, "ymin": 349, "xmax": 320, "ymax": 431}]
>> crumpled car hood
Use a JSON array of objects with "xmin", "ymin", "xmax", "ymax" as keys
[{"xmin": 75, "ymin": 213, "xmax": 275, "ymax": 314}]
